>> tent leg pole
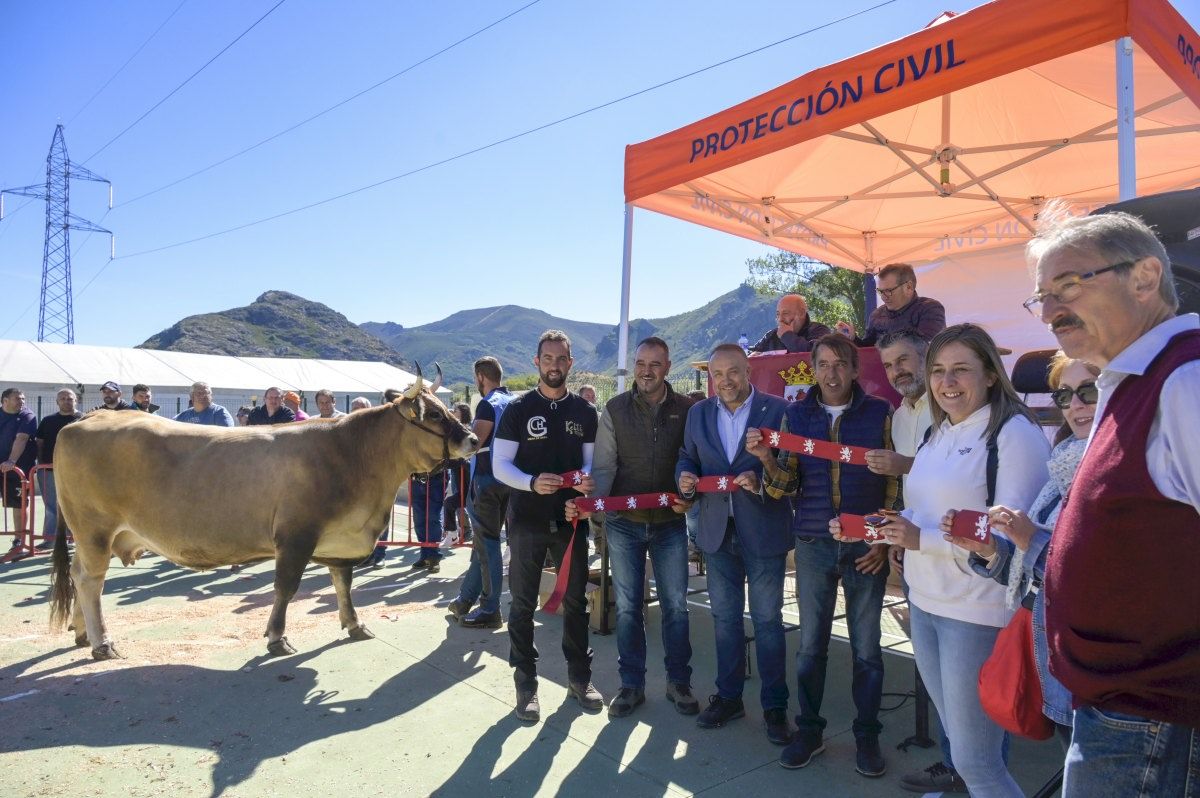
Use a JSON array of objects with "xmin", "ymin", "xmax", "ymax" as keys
[
  {"xmin": 616, "ymin": 204, "xmax": 634, "ymax": 394},
  {"xmin": 1115, "ymin": 36, "xmax": 1136, "ymax": 201}
]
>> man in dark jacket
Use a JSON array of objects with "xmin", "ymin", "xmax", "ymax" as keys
[
  {"xmin": 759, "ymin": 333, "xmax": 897, "ymax": 778},
  {"xmin": 836, "ymin": 263, "xmax": 946, "ymax": 345},
  {"xmin": 247, "ymin": 387, "xmax": 296, "ymax": 426},
  {"xmin": 93, "ymin": 380, "xmax": 137, "ymax": 412},
  {"xmin": 568, "ymin": 337, "xmax": 699, "ymax": 719},
  {"xmin": 749, "ymin": 294, "xmax": 831, "ymax": 354}
]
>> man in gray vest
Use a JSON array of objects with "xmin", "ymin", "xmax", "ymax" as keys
[{"xmin": 568, "ymin": 336, "xmax": 700, "ymax": 718}]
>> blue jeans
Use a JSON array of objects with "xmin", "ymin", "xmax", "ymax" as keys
[
  {"xmin": 909, "ymin": 603, "xmax": 1022, "ymax": 798},
  {"xmin": 704, "ymin": 520, "xmax": 788, "ymax": 710},
  {"xmin": 793, "ymin": 536, "xmax": 887, "ymax": 740},
  {"xmin": 1064, "ymin": 706, "xmax": 1200, "ymax": 798},
  {"xmin": 606, "ymin": 515, "xmax": 692, "ymax": 689},
  {"xmin": 411, "ymin": 475, "xmax": 445, "ymax": 561},
  {"xmin": 37, "ymin": 470, "xmax": 57, "ymax": 541},
  {"xmin": 457, "ymin": 534, "xmax": 503, "ymax": 613}
]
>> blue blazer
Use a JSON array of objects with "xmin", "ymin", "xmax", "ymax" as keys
[{"xmin": 675, "ymin": 391, "xmax": 794, "ymax": 558}]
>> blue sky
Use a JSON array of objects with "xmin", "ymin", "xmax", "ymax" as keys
[{"xmin": 5, "ymin": 0, "xmax": 1189, "ymax": 347}]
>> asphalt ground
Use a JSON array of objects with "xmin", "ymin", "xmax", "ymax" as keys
[{"xmin": 0, "ymin": 537, "xmax": 1066, "ymax": 798}]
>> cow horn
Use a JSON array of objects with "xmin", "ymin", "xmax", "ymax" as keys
[
  {"xmin": 430, "ymin": 362, "xmax": 443, "ymax": 394},
  {"xmin": 403, "ymin": 363, "xmax": 424, "ymax": 400}
]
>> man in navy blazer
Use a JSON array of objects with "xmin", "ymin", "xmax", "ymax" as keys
[{"xmin": 676, "ymin": 343, "xmax": 795, "ymax": 745}]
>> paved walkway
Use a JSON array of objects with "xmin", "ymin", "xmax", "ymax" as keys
[{"xmin": 0, "ymin": 540, "xmax": 1065, "ymax": 797}]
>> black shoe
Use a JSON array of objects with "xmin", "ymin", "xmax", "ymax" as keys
[
  {"xmin": 763, "ymin": 707, "xmax": 791, "ymax": 745},
  {"xmin": 447, "ymin": 597, "xmax": 474, "ymax": 620},
  {"xmin": 607, "ymin": 687, "xmax": 645, "ymax": 718},
  {"xmin": 779, "ymin": 733, "xmax": 824, "ymax": 769},
  {"xmin": 855, "ymin": 735, "xmax": 886, "ymax": 777},
  {"xmin": 358, "ymin": 548, "xmax": 385, "ymax": 568},
  {"xmin": 665, "ymin": 682, "xmax": 700, "ymax": 715},
  {"xmin": 411, "ymin": 558, "xmax": 429, "ymax": 570},
  {"xmin": 34, "ymin": 539, "xmax": 56, "ymax": 553},
  {"xmin": 899, "ymin": 762, "xmax": 968, "ymax": 794},
  {"xmin": 9, "ymin": 537, "xmax": 22, "ymax": 550},
  {"xmin": 425, "ymin": 561, "xmax": 440, "ymax": 573},
  {"xmin": 568, "ymin": 681, "xmax": 604, "ymax": 712},
  {"xmin": 515, "ymin": 689, "xmax": 540, "ymax": 723},
  {"xmin": 459, "ymin": 609, "xmax": 503, "ymax": 629},
  {"xmin": 696, "ymin": 695, "xmax": 745, "ymax": 729}
]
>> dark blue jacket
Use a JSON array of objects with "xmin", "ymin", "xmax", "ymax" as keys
[{"xmin": 784, "ymin": 382, "xmax": 893, "ymax": 538}]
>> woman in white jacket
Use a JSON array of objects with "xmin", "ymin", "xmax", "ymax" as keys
[{"xmin": 873, "ymin": 324, "xmax": 1050, "ymax": 797}]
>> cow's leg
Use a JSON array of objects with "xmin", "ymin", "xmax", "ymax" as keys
[
  {"xmin": 264, "ymin": 537, "xmax": 316, "ymax": 656},
  {"xmin": 69, "ymin": 555, "xmax": 88, "ymax": 647},
  {"xmin": 328, "ymin": 564, "xmax": 374, "ymax": 641},
  {"xmin": 75, "ymin": 536, "xmax": 121, "ymax": 660}
]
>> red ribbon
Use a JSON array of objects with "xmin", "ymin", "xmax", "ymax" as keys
[
  {"xmin": 541, "ymin": 520, "xmax": 579, "ymax": 614},
  {"xmin": 574, "ymin": 492, "xmax": 679, "ymax": 513},
  {"xmin": 695, "ymin": 475, "xmax": 740, "ymax": 492},
  {"xmin": 558, "ymin": 470, "xmax": 588, "ymax": 489},
  {"xmin": 758, "ymin": 427, "xmax": 870, "ymax": 466}
]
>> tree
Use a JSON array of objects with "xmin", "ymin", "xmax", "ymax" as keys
[{"xmin": 746, "ymin": 251, "xmax": 867, "ymax": 332}]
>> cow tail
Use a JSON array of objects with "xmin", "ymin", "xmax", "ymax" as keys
[{"xmin": 49, "ymin": 511, "xmax": 73, "ymax": 630}]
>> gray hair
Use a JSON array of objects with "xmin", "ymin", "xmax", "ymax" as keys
[
  {"xmin": 1027, "ymin": 200, "xmax": 1178, "ymax": 310},
  {"xmin": 56, "ymin": 387, "xmax": 78, "ymax": 399},
  {"xmin": 350, "ymin": 396, "xmax": 372, "ymax": 411},
  {"xmin": 190, "ymin": 381, "xmax": 211, "ymax": 394},
  {"xmin": 877, "ymin": 330, "xmax": 929, "ymax": 358}
]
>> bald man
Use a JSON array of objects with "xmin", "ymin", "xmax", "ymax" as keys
[{"xmin": 749, "ymin": 294, "xmax": 831, "ymax": 354}]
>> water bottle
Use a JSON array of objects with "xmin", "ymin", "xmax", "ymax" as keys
[{"xmin": 737, "ymin": 332, "xmax": 750, "ymax": 354}]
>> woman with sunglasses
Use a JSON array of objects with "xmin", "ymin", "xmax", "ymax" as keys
[
  {"xmin": 947, "ymin": 353, "xmax": 1100, "ymax": 744},
  {"xmin": 839, "ymin": 324, "xmax": 1049, "ymax": 797}
]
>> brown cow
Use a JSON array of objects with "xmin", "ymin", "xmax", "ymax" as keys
[{"xmin": 49, "ymin": 368, "xmax": 477, "ymax": 660}]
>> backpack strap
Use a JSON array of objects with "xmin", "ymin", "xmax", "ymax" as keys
[{"xmin": 984, "ymin": 416, "xmax": 1012, "ymax": 507}]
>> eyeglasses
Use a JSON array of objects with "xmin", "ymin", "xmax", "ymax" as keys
[
  {"xmin": 877, "ymin": 281, "xmax": 911, "ymax": 299},
  {"xmin": 1022, "ymin": 261, "xmax": 1133, "ymax": 315},
  {"xmin": 1050, "ymin": 382, "xmax": 1099, "ymax": 409}
]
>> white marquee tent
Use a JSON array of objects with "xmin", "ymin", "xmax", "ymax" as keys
[{"xmin": 0, "ymin": 339, "xmax": 452, "ymax": 420}]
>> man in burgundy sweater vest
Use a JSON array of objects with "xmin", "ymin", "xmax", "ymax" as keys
[{"xmin": 1026, "ymin": 204, "xmax": 1200, "ymax": 797}]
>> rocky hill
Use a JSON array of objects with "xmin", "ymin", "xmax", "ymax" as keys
[{"xmin": 139, "ymin": 291, "xmax": 411, "ymax": 368}]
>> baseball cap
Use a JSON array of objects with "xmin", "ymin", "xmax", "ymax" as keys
[
  {"xmin": 283, "ymin": 391, "xmax": 301, "ymax": 404},
  {"xmin": 101, "ymin": 381, "xmax": 121, "ymax": 392}
]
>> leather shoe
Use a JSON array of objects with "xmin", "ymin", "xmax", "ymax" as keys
[
  {"xmin": 459, "ymin": 609, "xmax": 503, "ymax": 629},
  {"xmin": 665, "ymin": 682, "xmax": 700, "ymax": 715},
  {"xmin": 855, "ymin": 735, "xmax": 886, "ymax": 777},
  {"xmin": 696, "ymin": 695, "xmax": 744, "ymax": 728},
  {"xmin": 763, "ymin": 707, "xmax": 791, "ymax": 745},
  {"xmin": 446, "ymin": 597, "xmax": 473, "ymax": 620},
  {"xmin": 779, "ymin": 733, "xmax": 824, "ymax": 769},
  {"xmin": 515, "ymin": 688, "xmax": 540, "ymax": 722},
  {"xmin": 607, "ymin": 687, "xmax": 645, "ymax": 718},
  {"xmin": 568, "ymin": 681, "xmax": 604, "ymax": 711}
]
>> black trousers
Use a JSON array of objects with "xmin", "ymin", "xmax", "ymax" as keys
[{"xmin": 507, "ymin": 518, "xmax": 592, "ymax": 690}]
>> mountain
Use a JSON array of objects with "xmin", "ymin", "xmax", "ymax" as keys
[
  {"xmin": 139, "ymin": 291, "xmax": 411, "ymax": 368},
  {"xmin": 363, "ymin": 284, "xmax": 779, "ymax": 381},
  {"xmin": 361, "ymin": 306, "xmax": 614, "ymax": 382}
]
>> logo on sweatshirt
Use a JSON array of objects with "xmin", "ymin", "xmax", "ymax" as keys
[
  {"xmin": 957, "ymin": 447, "xmax": 973, "ymax": 455},
  {"xmin": 527, "ymin": 416, "xmax": 547, "ymax": 439}
]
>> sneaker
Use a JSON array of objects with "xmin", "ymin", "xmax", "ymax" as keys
[
  {"xmin": 665, "ymin": 682, "xmax": 700, "ymax": 716},
  {"xmin": 779, "ymin": 733, "xmax": 824, "ymax": 769},
  {"xmin": 9, "ymin": 537, "xmax": 22, "ymax": 550},
  {"xmin": 607, "ymin": 687, "xmax": 645, "ymax": 718},
  {"xmin": 855, "ymin": 735, "xmax": 886, "ymax": 778},
  {"xmin": 459, "ymin": 608, "xmax": 503, "ymax": 629},
  {"xmin": 763, "ymin": 707, "xmax": 792, "ymax": 746},
  {"xmin": 568, "ymin": 681, "xmax": 604, "ymax": 712},
  {"xmin": 696, "ymin": 695, "xmax": 745, "ymax": 729},
  {"xmin": 447, "ymin": 597, "xmax": 474, "ymax": 620},
  {"xmin": 515, "ymin": 689, "xmax": 540, "ymax": 723},
  {"xmin": 899, "ymin": 762, "xmax": 968, "ymax": 794}
]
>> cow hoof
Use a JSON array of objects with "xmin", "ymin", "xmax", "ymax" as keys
[
  {"xmin": 267, "ymin": 637, "xmax": 297, "ymax": 657},
  {"xmin": 92, "ymin": 643, "xmax": 124, "ymax": 661},
  {"xmin": 348, "ymin": 625, "xmax": 374, "ymax": 641},
  {"xmin": 75, "ymin": 634, "xmax": 90, "ymax": 648}
]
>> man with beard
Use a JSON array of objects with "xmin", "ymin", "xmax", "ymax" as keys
[
  {"xmin": 1029, "ymin": 206, "xmax": 1200, "ymax": 797},
  {"xmin": 492, "ymin": 330, "xmax": 602, "ymax": 722},
  {"xmin": 567, "ymin": 337, "xmax": 699, "ymax": 718},
  {"xmin": 868, "ymin": 330, "xmax": 969, "ymax": 795},
  {"xmin": 1, "ymin": 388, "xmax": 37, "ymax": 551},
  {"xmin": 34, "ymin": 389, "xmax": 82, "ymax": 549},
  {"xmin": 130, "ymin": 384, "xmax": 159, "ymax": 414},
  {"xmin": 758, "ymin": 334, "xmax": 896, "ymax": 776},
  {"xmin": 247, "ymin": 387, "xmax": 296, "ymax": 425},
  {"xmin": 92, "ymin": 381, "xmax": 136, "ymax": 412}
]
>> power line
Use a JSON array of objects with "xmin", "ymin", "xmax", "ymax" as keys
[
  {"xmin": 67, "ymin": 0, "xmax": 190, "ymax": 127},
  {"xmin": 116, "ymin": 0, "xmax": 543, "ymax": 208},
  {"xmin": 113, "ymin": 0, "xmax": 896, "ymax": 262},
  {"xmin": 83, "ymin": 0, "xmax": 289, "ymax": 164}
]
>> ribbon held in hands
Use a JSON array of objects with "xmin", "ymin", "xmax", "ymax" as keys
[
  {"xmin": 758, "ymin": 427, "xmax": 870, "ymax": 466},
  {"xmin": 558, "ymin": 470, "xmax": 588, "ymax": 489},
  {"xmin": 574, "ymin": 492, "xmax": 679, "ymax": 513},
  {"xmin": 695, "ymin": 475, "xmax": 739, "ymax": 492}
]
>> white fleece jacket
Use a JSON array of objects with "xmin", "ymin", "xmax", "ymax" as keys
[{"xmin": 902, "ymin": 405, "xmax": 1050, "ymax": 627}]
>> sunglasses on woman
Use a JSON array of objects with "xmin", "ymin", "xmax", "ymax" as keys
[{"xmin": 1051, "ymin": 382, "xmax": 1099, "ymax": 409}]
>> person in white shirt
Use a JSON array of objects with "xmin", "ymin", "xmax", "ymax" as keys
[{"xmin": 834, "ymin": 323, "xmax": 1049, "ymax": 798}]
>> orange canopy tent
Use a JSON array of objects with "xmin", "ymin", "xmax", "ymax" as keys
[{"xmin": 617, "ymin": 0, "xmax": 1200, "ymax": 384}]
